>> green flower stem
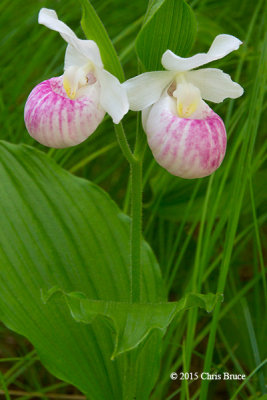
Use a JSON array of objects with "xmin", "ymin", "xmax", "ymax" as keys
[
  {"xmin": 130, "ymin": 158, "xmax": 142, "ymax": 303},
  {"xmin": 114, "ymin": 122, "xmax": 143, "ymax": 303},
  {"xmin": 131, "ymin": 114, "xmax": 145, "ymax": 303},
  {"xmin": 114, "ymin": 123, "xmax": 136, "ymax": 164}
]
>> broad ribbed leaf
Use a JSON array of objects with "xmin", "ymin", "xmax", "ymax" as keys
[
  {"xmin": 0, "ymin": 141, "xmax": 164, "ymax": 400},
  {"xmin": 136, "ymin": 0, "xmax": 197, "ymax": 71},
  {"xmin": 44, "ymin": 289, "xmax": 223, "ymax": 359},
  {"xmin": 78, "ymin": 0, "xmax": 124, "ymax": 81}
]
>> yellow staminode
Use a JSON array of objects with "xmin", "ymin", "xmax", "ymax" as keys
[
  {"xmin": 173, "ymin": 81, "xmax": 202, "ymax": 119},
  {"xmin": 63, "ymin": 78, "xmax": 76, "ymax": 100},
  {"xmin": 177, "ymin": 101, "xmax": 198, "ymax": 118},
  {"xmin": 63, "ymin": 63, "xmax": 95, "ymax": 100}
]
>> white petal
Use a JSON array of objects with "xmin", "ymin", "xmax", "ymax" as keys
[
  {"xmin": 96, "ymin": 69, "xmax": 129, "ymax": 124},
  {"xmin": 123, "ymin": 71, "xmax": 176, "ymax": 111},
  {"xmin": 186, "ymin": 68, "xmax": 244, "ymax": 103},
  {"xmin": 38, "ymin": 8, "xmax": 103, "ymax": 68},
  {"xmin": 162, "ymin": 34, "xmax": 242, "ymax": 71}
]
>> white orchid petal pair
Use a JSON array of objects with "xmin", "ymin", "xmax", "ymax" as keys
[
  {"xmin": 123, "ymin": 33, "xmax": 244, "ymax": 178},
  {"xmin": 124, "ymin": 34, "xmax": 243, "ymax": 111},
  {"xmin": 25, "ymin": 8, "xmax": 128, "ymax": 148}
]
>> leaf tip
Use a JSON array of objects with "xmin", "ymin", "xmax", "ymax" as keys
[
  {"xmin": 206, "ymin": 293, "xmax": 224, "ymax": 313},
  {"xmin": 40, "ymin": 286, "xmax": 63, "ymax": 304}
]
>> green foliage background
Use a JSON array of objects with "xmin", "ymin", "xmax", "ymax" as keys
[{"xmin": 0, "ymin": 0, "xmax": 266, "ymax": 399}]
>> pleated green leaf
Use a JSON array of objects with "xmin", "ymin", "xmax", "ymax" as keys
[
  {"xmin": 0, "ymin": 141, "xmax": 164, "ymax": 400},
  {"xmin": 78, "ymin": 0, "xmax": 124, "ymax": 81},
  {"xmin": 136, "ymin": 0, "xmax": 197, "ymax": 71},
  {"xmin": 43, "ymin": 288, "xmax": 223, "ymax": 359}
]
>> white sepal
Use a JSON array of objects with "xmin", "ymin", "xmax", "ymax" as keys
[
  {"xmin": 64, "ymin": 44, "xmax": 91, "ymax": 70},
  {"xmin": 186, "ymin": 68, "xmax": 244, "ymax": 103},
  {"xmin": 162, "ymin": 34, "xmax": 242, "ymax": 71},
  {"xmin": 39, "ymin": 8, "xmax": 103, "ymax": 68},
  {"xmin": 123, "ymin": 71, "xmax": 176, "ymax": 111},
  {"xmin": 96, "ymin": 69, "xmax": 129, "ymax": 124}
]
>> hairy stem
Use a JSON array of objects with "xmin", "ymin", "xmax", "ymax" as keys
[
  {"xmin": 130, "ymin": 158, "xmax": 142, "ymax": 303},
  {"xmin": 114, "ymin": 123, "xmax": 136, "ymax": 164},
  {"xmin": 114, "ymin": 122, "xmax": 143, "ymax": 303}
]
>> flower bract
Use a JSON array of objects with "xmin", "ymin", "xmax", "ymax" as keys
[
  {"xmin": 123, "ymin": 35, "xmax": 244, "ymax": 178},
  {"xmin": 24, "ymin": 8, "xmax": 129, "ymax": 148}
]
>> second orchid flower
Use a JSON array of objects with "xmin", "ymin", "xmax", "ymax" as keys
[{"xmin": 124, "ymin": 35, "xmax": 244, "ymax": 178}]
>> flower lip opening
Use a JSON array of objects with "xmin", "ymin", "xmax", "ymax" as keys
[
  {"xmin": 173, "ymin": 80, "xmax": 202, "ymax": 119},
  {"xmin": 63, "ymin": 62, "xmax": 96, "ymax": 100}
]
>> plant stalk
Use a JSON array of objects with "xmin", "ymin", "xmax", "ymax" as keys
[
  {"xmin": 114, "ymin": 122, "xmax": 143, "ymax": 303},
  {"xmin": 114, "ymin": 123, "xmax": 136, "ymax": 164},
  {"xmin": 130, "ymin": 158, "xmax": 142, "ymax": 303}
]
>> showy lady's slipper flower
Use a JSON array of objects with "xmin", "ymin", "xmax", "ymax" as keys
[
  {"xmin": 24, "ymin": 9, "xmax": 128, "ymax": 148},
  {"xmin": 124, "ymin": 35, "xmax": 244, "ymax": 178}
]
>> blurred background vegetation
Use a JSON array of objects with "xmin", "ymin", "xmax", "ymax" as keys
[{"xmin": 0, "ymin": 0, "xmax": 266, "ymax": 399}]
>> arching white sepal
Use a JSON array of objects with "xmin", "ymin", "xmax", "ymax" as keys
[
  {"xmin": 39, "ymin": 8, "xmax": 103, "ymax": 68},
  {"xmin": 162, "ymin": 34, "xmax": 242, "ymax": 71},
  {"xmin": 65, "ymin": 44, "xmax": 92, "ymax": 70}
]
